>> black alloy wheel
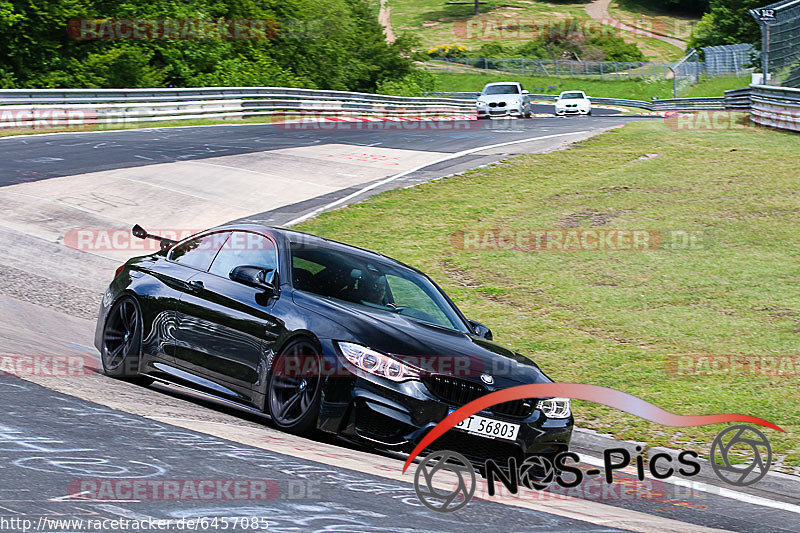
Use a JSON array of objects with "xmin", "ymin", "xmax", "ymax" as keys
[{"xmin": 268, "ymin": 339, "xmax": 323, "ymax": 435}]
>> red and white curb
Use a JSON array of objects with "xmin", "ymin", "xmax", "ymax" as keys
[{"xmin": 273, "ymin": 114, "xmax": 476, "ymax": 125}]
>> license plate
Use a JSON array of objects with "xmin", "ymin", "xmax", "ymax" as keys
[{"xmin": 448, "ymin": 409, "xmax": 520, "ymax": 441}]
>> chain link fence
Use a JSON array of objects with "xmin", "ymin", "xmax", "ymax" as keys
[
  {"xmin": 424, "ymin": 49, "xmax": 752, "ymax": 96},
  {"xmin": 751, "ymin": 0, "xmax": 800, "ymax": 87},
  {"xmin": 424, "ymin": 57, "xmax": 676, "ymax": 80},
  {"xmin": 702, "ymin": 44, "xmax": 757, "ymax": 75}
]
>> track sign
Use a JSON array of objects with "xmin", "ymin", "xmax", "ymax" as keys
[{"xmin": 754, "ymin": 8, "xmax": 776, "ymax": 21}]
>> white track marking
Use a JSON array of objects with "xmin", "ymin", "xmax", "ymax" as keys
[
  {"xmin": 579, "ymin": 453, "xmax": 800, "ymax": 515},
  {"xmin": 286, "ymin": 131, "xmax": 591, "ymax": 226}
]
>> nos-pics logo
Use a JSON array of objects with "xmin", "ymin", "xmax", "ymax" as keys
[
  {"xmin": 403, "ymin": 383, "xmax": 782, "ymax": 513},
  {"xmin": 414, "ymin": 424, "xmax": 773, "ymax": 512}
]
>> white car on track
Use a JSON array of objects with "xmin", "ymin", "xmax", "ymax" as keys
[
  {"xmin": 554, "ymin": 91, "xmax": 592, "ymax": 116},
  {"xmin": 476, "ymin": 82, "xmax": 532, "ymax": 119}
]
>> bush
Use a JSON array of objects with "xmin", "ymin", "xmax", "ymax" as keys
[
  {"xmin": 376, "ymin": 69, "xmax": 438, "ymax": 97},
  {"xmin": 428, "ymin": 44, "xmax": 468, "ymax": 59},
  {"xmin": 461, "ymin": 20, "xmax": 645, "ymax": 63},
  {"xmin": 588, "ymin": 36, "xmax": 646, "ymax": 62},
  {"xmin": 470, "ymin": 42, "xmax": 508, "ymax": 58}
]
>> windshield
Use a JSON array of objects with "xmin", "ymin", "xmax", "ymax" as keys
[
  {"xmin": 560, "ymin": 92, "xmax": 585, "ymax": 100},
  {"xmin": 291, "ymin": 244, "xmax": 469, "ymax": 332},
  {"xmin": 483, "ymin": 85, "xmax": 520, "ymax": 95}
]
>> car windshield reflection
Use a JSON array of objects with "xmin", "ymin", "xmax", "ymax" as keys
[
  {"xmin": 291, "ymin": 244, "xmax": 469, "ymax": 333},
  {"xmin": 483, "ymin": 85, "xmax": 520, "ymax": 95}
]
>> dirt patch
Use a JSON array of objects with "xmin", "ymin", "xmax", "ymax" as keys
[{"xmin": 557, "ymin": 209, "xmax": 628, "ymax": 228}]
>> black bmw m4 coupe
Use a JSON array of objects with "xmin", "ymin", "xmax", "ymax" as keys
[{"xmin": 95, "ymin": 224, "xmax": 572, "ymax": 465}]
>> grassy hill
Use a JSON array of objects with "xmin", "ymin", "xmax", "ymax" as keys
[{"xmin": 387, "ymin": 0, "xmax": 700, "ymax": 62}]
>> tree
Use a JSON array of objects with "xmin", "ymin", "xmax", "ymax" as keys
[
  {"xmin": 688, "ymin": 0, "xmax": 763, "ymax": 49},
  {"xmin": 0, "ymin": 0, "xmax": 415, "ymax": 91}
]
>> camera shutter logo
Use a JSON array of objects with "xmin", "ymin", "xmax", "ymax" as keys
[
  {"xmin": 710, "ymin": 425, "xmax": 772, "ymax": 486},
  {"xmin": 518, "ymin": 455, "xmax": 555, "ymax": 490},
  {"xmin": 413, "ymin": 451, "xmax": 476, "ymax": 512}
]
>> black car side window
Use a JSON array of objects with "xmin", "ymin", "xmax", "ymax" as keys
[
  {"xmin": 208, "ymin": 231, "xmax": 278, "ymax": 279},
  {"xmin": 169, "ymin": 232, "xmax": 231, "ymax": 272}
]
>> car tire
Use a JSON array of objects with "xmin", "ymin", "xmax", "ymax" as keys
[
  {"xmin": 101, "ymin": 296, "xmax": 151, "ymax": 384},
  {"xmin": 587, "ymin": 109, "xmax": 592, "ymax": 116},
  {"xmin": 268, "ymin": 338, "xmax": 323, "ymax": 436}
]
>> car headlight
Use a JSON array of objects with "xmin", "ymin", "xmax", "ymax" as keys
[
  {"xmin": 537, "ymin": 398, "xmax": 571, "ymax": 418},
  {"xmin": 337, "ymin": 342, "xmax": 420, "ymax": 382}
]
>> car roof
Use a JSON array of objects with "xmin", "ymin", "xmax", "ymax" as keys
[
  {"xmin": 203, "ymin": 223, "xmax": 424, "ymax": 274},
  {"xmin": 559, "ymin": 90, "xmax": 586, "ymax": 95},
  {"xmin": 484, "ymin": 82, "xmax": 521, "ymax": 86}
]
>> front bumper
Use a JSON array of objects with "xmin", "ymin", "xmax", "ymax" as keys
[
  {"xmin": 477, "ymin": 103, "xmax": 522, "ymax": 118},
  {"xmin": 316, "ymin": 345, "xmax": 573, "ymax": 466},
  {"xmin": 556, "ymin": 106, "xmax": 590, "ymax": 115}
]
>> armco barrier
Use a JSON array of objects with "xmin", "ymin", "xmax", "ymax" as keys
[
  {"xmin": 650, "ymin": 97, "xmax": 726, "ymax": 111},
  {"xmin": 724, "ymin": 87, "xmax": 752, "ymax": 110},
  {"xmin": 0, "ymin": 87, "xmax": 476, "ymax": 128},
  {"xmin": 749, "ymin": 84, "xmax": 800, "ymax": 132},
  {"xmin": 3, "ymin": 86, "xmax": 795, "ymax": 132}
]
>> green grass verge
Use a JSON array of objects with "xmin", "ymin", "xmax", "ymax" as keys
[
  {"xmin": 680, "ymin": 76, "xmax": 753, "ymax": 98},
  {"xmin": 429, "ymin": 71, "xmax": 748, "ymax": 100},
  {"xmin": 296, "ymin": 120, "xmax": 800, "ymax": 471}
]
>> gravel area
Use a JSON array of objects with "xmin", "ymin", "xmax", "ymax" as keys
[{"xmin": 0, "ymin": 263, "xmax": 100, "ymax": 320}]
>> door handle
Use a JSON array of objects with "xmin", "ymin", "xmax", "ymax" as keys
[{"xmin": 189, "ymin": 280, "xmax": 204, "ymax": 291}]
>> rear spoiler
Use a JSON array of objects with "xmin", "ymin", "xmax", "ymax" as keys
[{"xmin": 132, "ymin": 224, "xmax": 177, "ymax": 252}]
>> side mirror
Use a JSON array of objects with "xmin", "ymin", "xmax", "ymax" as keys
[
  {"xmin": 230, "ymin": 265, "xmax": 278, "ymax": 294},
  {"xmin": 521, "ymin": 89, "xmax": 530, "ymax": 94},
  {"xmin": 468, "ymin": 320, "xmax": 493, "ymax": 340}
]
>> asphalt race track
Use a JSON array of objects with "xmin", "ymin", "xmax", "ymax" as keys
[
  {"xmin": 1, "ymin": 111, "xmax": 619, "ymax": 186},
  {"xmin": 1, "ymin": 115, "xmax": 799, "ymax": 532}
]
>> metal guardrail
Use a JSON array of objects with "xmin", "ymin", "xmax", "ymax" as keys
[
  {"xmin": 425, "ymin": 91, "xmax": 481, "ymax": 100},
  {"xmin": 0, "ymin": 87, "xmax": 476, "ymax": 128},
  {"xmin": 590, "ymin": 97, "xmax": 652, "ymax": 109},
  {"xmin": 720, "ymin": 85, "xmax": 800, "ymax": 132},
  {"xmin": 749, "ymin": 84, "xmax": 800, "ymax": 131},
  {"xmin": 650, "ymin": 97, "xmax": 726, "ymax": 110},
  {"xmin": 4, "ymin": 85, "xmax": 793, "ymax": 131},
  {"xmin": 724, "ymin": 87, "xmax": 753, "ymax": 110}
]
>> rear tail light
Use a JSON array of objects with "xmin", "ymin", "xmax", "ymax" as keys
[{"xmin": 114, "ymin": 264, "xmax": 126, "ymax": 279}]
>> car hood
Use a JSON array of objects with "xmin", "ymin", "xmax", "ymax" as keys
[
  {"xmin": 478, "ymin": 94, "xmax": 523, "ymax": 103},
  {"xmin": 556, "ymin": 98, "xmax": 590, "ymax": 105},
  {"xmin": 292, "ymin": 290, "xmax": 550, "ymax": 387}
]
